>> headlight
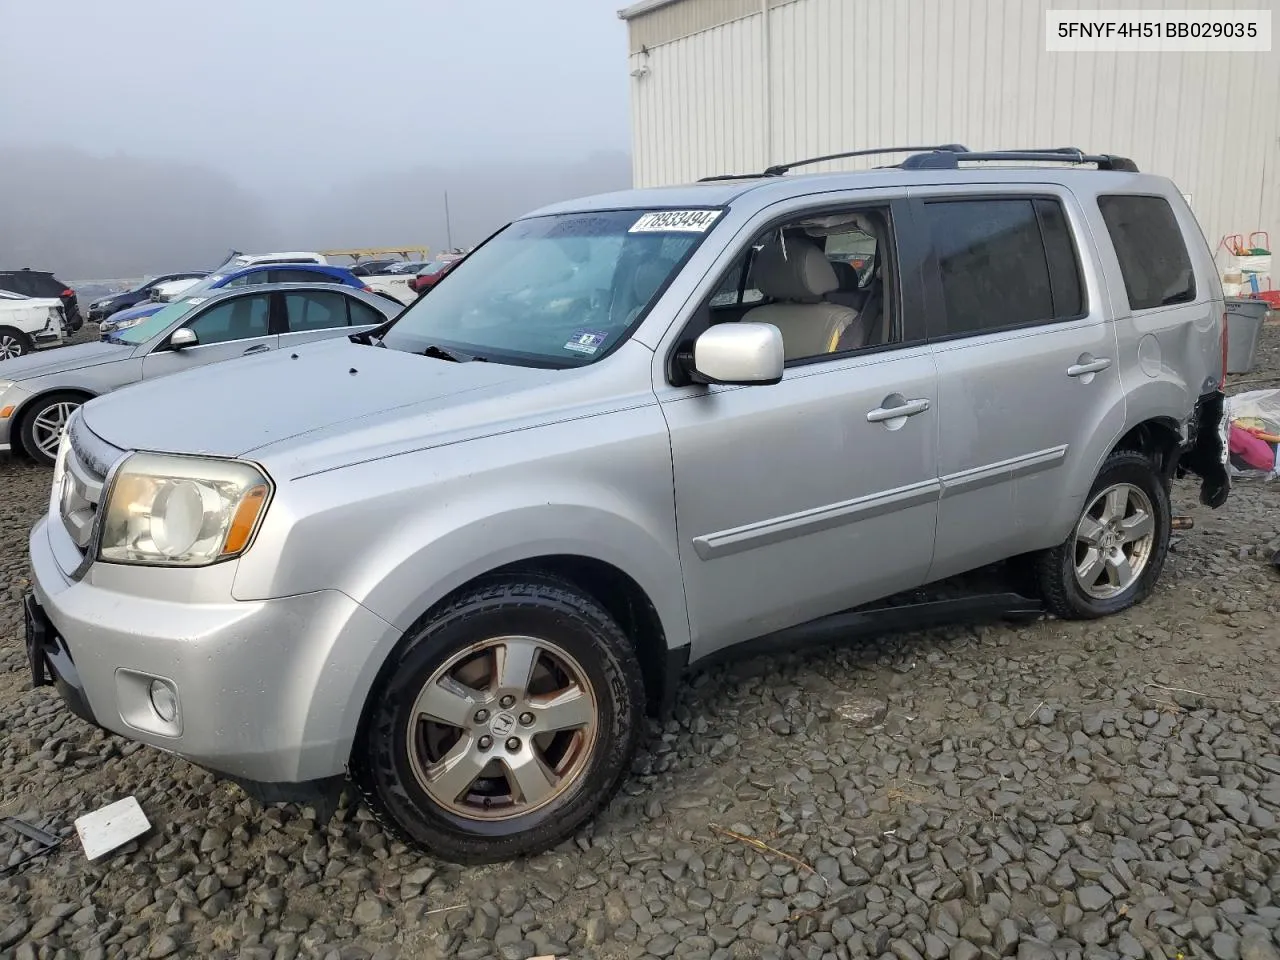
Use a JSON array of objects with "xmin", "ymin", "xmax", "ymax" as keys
[
  {"xmin": 98, "ymin": 453, "xmax": 272, "ymax": 566},
  {"xmin": 111, "ymin": 316, "xmax": 144, "ymax": 331}
]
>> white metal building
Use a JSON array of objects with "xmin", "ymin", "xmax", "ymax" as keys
[{"xmin": 618, "ymin": 0, "xmax": 1280, "ymax": 258}]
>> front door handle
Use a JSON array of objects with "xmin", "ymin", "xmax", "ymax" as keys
[
  {"xmin": 866, "ymin": 397, "xmax": 931, "ymax": 423},
  {"xmin": 1067, "ymin": 357, "xmax": 1112, "ymax": 377},
  {"xmin": 243, "ymin": 344, "xmax": 271, "ymax": 355}
]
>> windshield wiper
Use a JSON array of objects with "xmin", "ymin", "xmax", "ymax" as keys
[{"xmin": 422, "ymin": 344, "xmax": 488, "ymax": 363}]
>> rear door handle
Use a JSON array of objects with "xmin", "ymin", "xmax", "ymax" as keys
[
  {"xmin": 243, "ymin": 344, "xmax": 271, "ymax": 355},
  {"xmin": 1067, "ymin": 357, "xmax": 1112, "ymax": 377},
  {"xmin": 866, "ymin": 397, "xmax": 931, "ymax": 423}
]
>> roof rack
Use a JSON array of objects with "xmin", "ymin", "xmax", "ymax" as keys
[
  {"xmin": 697, "ymin": 144, "xmax": 971, "ymax": 182},
  {"xmin": 900, "ymin": 147, "xmax": 1139, "ymax": 172}
]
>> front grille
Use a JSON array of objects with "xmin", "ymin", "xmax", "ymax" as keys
[{"xmin": 59, "ymin": 414, "xmax": 120, "ymax": 554}]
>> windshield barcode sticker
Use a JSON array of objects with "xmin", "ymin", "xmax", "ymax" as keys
[{"xmin": 630, "ymin": 210, "xmax": 722, "ymax": 233}]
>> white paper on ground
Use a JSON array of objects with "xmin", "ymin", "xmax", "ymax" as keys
[{"xmin": 74, "ymin": 796, "xmax": 151, "ymax": 860}]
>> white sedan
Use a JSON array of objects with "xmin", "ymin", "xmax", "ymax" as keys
[{"xmin": 0, "ymin": 291, "xmax": 66, "ymax": 360}]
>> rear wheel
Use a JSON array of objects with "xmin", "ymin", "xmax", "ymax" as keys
[
  {"xmin": 1036, "ymin": 450, "xmax": 1170, "ymax": 619},
  {"xmin": 354, "ymin": 577, "xmax": 644, "ymax": 864},
  {"xmin": 0, "ymin": 327, "xmax": 34, "ymax": 361},
  {"xmin": 20, "ymin": 392, "xmax": 85, "ymax": 466}
]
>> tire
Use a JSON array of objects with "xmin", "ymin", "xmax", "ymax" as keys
[
  {"xmin": 1036, "ymin": 449, "xmax": 1171, "ymax": 619},
  {"xmin": 353, "ymin": 576, "xmax": 645, "ymax": 864},
  {"xmin": 19, "ymin": 392, "xmax": 86, "ymax": 467},
  {"xmin": 0, "ymin": 327, "xmax": 34, "ymax": 361}
]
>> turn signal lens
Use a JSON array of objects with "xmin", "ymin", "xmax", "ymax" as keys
[
  {"xmin": 221, "ymin": 483, "xmax": 269, "ymax": 556},
  {"xmin": 0, "ymin": 406, "xmax": 12, "ymax": 419}
]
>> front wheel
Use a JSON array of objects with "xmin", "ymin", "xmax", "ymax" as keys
[
  {"xmin": 0, "ymin": 327, "xmax": 34, "ymax": 361},
  {"xmin": 1036, "ymin": 449, "xmax": 1171, "ymax": 619},
  {"xmin": 354, "ymin": 577, "xmax": 645, "ymax": 864},
  {"xmin": 20, "ymin": 392, "xmax": 84, "ymax": 466}
]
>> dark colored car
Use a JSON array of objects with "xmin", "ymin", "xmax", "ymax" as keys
[
  {"xmin": 0, "ymin": 269, "xmax": 82, "ymax": 332},
  {"xmin": 409, "ymin": 258, "xmax": 461, "ymax": 296},
  {"xmin": 350, "ymin": 259, "xmax": 403, "ymax": 277},
  {"xmin": 86, "ymin": 272, "xmax": 209, "ymax": 323}
]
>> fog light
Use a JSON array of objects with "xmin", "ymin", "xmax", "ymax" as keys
[{"xmin": 148, "ymin": 680, "xmax": 178, "ymax": 723}]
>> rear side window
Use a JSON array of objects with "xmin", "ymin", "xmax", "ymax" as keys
[
  {"xmin": 923, "ymin": 197, "xmax": 1083, "ymax": 337},
  {"xmin": 1097, "ymin": 195, "xmax": 1195, "ymax": 310}
]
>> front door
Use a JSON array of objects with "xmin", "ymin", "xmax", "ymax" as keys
[
  {"xmin": 657, "ymin": 197, "xmax": 940, "ymax": 657},
  {"xmin": 142, "ymin": 291, "xmax": 279, "ymax": 379},
  {"xmin": 913, "ymin": 190, "xmax": 1128, "ymax": 582}
]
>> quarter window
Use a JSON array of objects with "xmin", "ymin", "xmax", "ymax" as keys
[{"xmin": 1097, "ymin": 195, "xmax": 1195, "ymax": 311}]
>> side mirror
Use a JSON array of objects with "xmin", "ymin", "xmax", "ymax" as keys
[
  {"xmin": 169, "ymin": 328, "xmax": 198, "ymax": 350},
  {"xmin": 689, "ymin": 322, "xmax": 784, "ymax": 385}
]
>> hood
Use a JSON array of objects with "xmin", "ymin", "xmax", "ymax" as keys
[
  {"xmin": 81, "ymin": 337, "xmax": 612, "ymax": 475},
  {"xmin": 105, "ymin": 302, "xmax": 163, "ymax": 324},
  {"xmin": 0, "ymin": 341, "xmax": 132, "ymax": 381}
]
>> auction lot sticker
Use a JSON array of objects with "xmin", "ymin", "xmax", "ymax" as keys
[{"xmin": 630, "ymin": 210, "xmax": 722, "ymax": 233}]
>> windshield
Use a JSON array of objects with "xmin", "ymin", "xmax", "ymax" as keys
[
  {"xmin": 109, "ymin": 297, "xmax": 204, "ymax": 345},
  {"xmin": 382, "ymin": 208, "xmax": 718, "ymax": 366},
  {"xmin": 386, "ymin": 261, "xmax": 426, "ymax": 274}
]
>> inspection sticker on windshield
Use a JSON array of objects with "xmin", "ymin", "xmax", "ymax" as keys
[
  {"xmin": 564, "ymin": 330, "xmax": 608, "ymax": 355},
  {"xmin": 629, "ymin": 209, "xmax": 721, "ymax": 233}
]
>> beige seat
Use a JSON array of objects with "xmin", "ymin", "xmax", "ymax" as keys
[{"xmin": 743, "ymin": 237, "xmax": 861, "ymax": 361}]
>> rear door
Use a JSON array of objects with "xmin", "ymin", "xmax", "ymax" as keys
[
  {"xmin": 912, "ymin": 187, "xmax": 1127, "ymax": 581},
  {"xmin": 141, "ymin": 291, "xmax": 279, "ymax": 379},
  {"xmin": 279, "ymin": 289, "xmax": 384, "ymax": 348}
]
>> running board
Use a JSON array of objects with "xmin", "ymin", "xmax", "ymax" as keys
[{"xmin": 702, "ymin": 591, "xmax": 1045, "ymax": 668}]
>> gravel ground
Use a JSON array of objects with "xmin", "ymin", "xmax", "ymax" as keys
[{"xmin": 1, "ymin": 325, "xmax": 1279, "ymax": 960}]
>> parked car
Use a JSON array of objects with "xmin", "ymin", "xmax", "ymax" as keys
[
  {"xmin": 24, "ymin": 146, "xmax": 1230, "ymax": 865},
  {"xmin": 87, "ymin": 272, "xmax": 208, "ymax": 323},
  {"xmin": 100, "ymin": 263, "xmax": 376, "ymax": 338},
  {"xmin": 359, "ymin": 260, "xmax": 435, "ymax": 305},
  {"xmin": 0, "ymin": 269, "xmax": 82, "ymax": 332},
  {"xmin": 350, "ymin": 258, "xmax": 403, "ymax": 277},
  {"xmin": 0, "ymin": 283, "xmax": 395, "ymax": 465},
  {"xmin": 408, "ymin": 257, "xmax": 461, "ymax": 295},
  {"xmin": 0, "ymin": 291, "xmax": 66, "ymax": 359},
  {"xmin": 149, "ymin": 252, "xmax": 330, "ymax": 302}
]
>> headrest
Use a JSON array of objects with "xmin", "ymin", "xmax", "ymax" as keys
[{"xmin": 752, "ymin": 236, "xmax": 838, "ymax": 301}]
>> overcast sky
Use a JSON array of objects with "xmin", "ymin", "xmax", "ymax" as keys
[
  {"xmin": 0, "ymin": 0, "xmax": 630, "ymax": 195},
  {"xmin": 0, "ymin": 0, "xmax": 635, "ymax": 275}
]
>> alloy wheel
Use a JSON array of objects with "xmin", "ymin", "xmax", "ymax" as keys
[
  {"xmin": 0, "ymin": 335, "xmax": 27, "ymax": 360},
  {"xmin": 30, "ymin": 401, "xmax": 79, "ymax": 460},
  {"xmin": 1073, "ymin": 482, "xmax": 1156, "ymax": 599},
  {"xmin": 406, "ymin": 635, "xmax": 598, "ymax": 821}
]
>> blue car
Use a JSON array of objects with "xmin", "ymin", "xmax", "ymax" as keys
[{"xmin": 99, "ymin": 263, "xmax": 376, "ymax": 339}]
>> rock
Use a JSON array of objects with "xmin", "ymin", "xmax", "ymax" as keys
[
  {"xmin": 352, "ymin": 899, "xmax": 385, "ymax": 926},
  {"xmin": 1241, "ymin": 938, "xmax": 1280, "ymax": 960},
  {"xmin": 951, "ymin": 941, "xmax": 981, "ymax": 960},
  {"xmin": 1213, "ymin": 933, "xmax": 1242, "ymax": 960},
  {"xmin": 1076, "ymin": 885, "xmax": 1112, "ymax": 912}
]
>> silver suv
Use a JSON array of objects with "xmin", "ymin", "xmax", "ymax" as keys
[{"xmin": 26, "ymin": 146, "xmax": 1230, "ymax": 864}]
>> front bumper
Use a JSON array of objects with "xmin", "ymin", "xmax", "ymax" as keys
[{"xmin": 28, "ymin": 515, "xmax": 398, "ymax": 784}]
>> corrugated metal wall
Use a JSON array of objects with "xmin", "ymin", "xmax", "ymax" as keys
[{"xmin": 626, "ymin": 0, "xmax": 1280, "ymax": 255}]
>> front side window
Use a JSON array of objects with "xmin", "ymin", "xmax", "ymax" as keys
[
  {"xmin": 1097, "ymin": 195, "xmax": 1195, "ymax": 311},
  {"xmin": 697, "ymin": 207, "xmax": 899, "ymax": 364},
  {"xmin": 923, "ymin": 197, "xmax": 1083, "ymax": 337},
  {"xmin": 185, "ymin": 295, "xmax": 272, "ymax": 345},
  {"xmin": 382, "ymin": 208, "xmax": 717, "ymax": 366}
]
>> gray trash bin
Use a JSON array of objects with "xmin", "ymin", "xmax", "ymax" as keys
[{"xmin": 1224, "ymin": 297, "xmax": 1268, "ymax": 375}]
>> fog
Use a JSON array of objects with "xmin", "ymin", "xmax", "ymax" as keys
[{"xmin": 0, "ymin": 0, "xmax": 632, "ymax": 278}]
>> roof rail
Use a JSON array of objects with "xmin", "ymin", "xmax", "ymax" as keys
[
  {"xmin": 696, "ymin": 144, "xmax": 971, "ymax": 182},
  {"xmin": 762, "ymin": 144, "xmax": 971, "ymax": 177},
  {"xmin": 901, "ymin": 147, "xmax": 1139, "ymax": 172}
]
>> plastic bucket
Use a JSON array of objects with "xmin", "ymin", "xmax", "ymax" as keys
[{"xmin": 1224, "ymin": 297, "xmax": 1268, "ymax": 374}]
